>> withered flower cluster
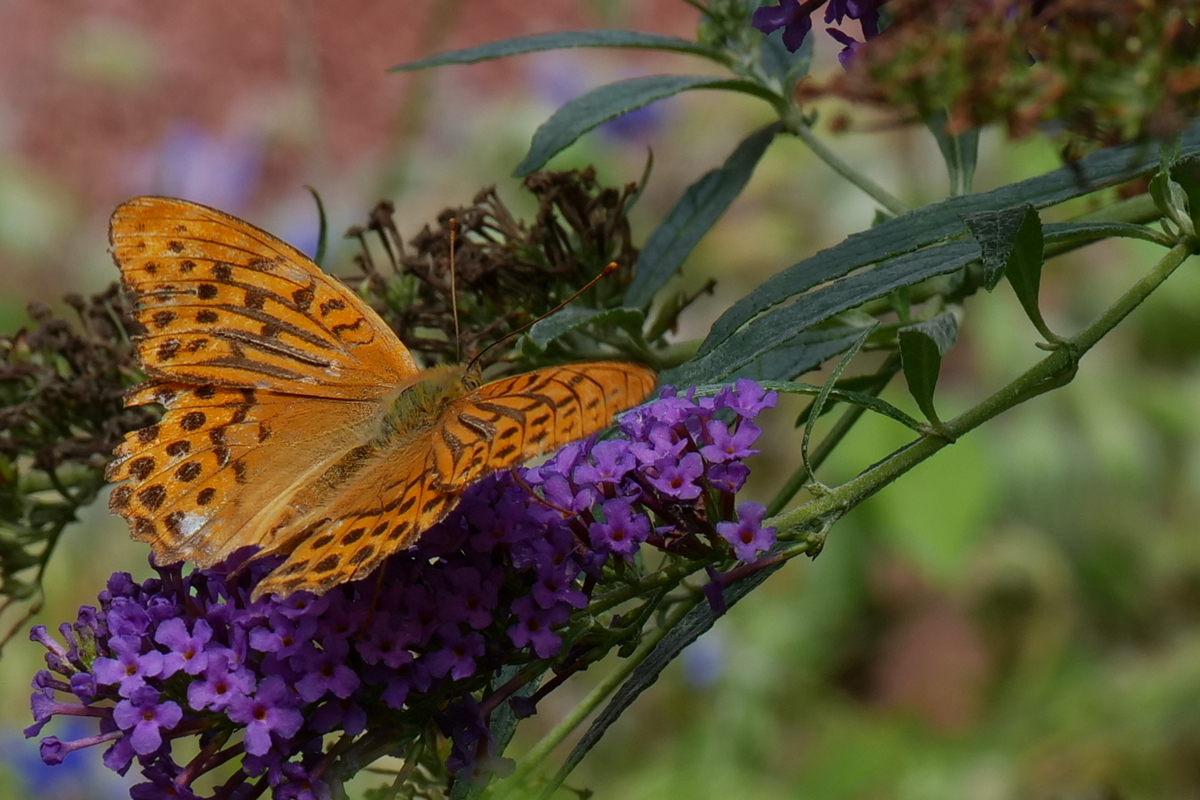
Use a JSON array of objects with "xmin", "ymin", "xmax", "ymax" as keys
[
  {"xmin": 346, "ymin": 167, "xmax": 643, "ymax": 368},
  {"xmin": 819, "ymin": 0, "xmax": 1200, "ymax": 145},
  {"xmin": 0, "ymin": 286, "xmax": 149, "ymax": 634}
]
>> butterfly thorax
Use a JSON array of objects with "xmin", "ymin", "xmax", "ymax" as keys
[{"xmin": 376, "ymin": 364, "xmax": 482, "ymax": 445}]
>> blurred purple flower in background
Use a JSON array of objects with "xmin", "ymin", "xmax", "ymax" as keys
[
  {"xmin": 530, "ymin": 54, "xmax": 666, "ymax": 145},
  {"xmin": 122, "ymin": 122, "xmax": 263, "ymax": 217}
]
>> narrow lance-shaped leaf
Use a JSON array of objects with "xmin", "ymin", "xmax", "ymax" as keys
[
  {"xmin": 514, "ymin": 75, "xmax": 782, "ymax": 177},
  {"xmin": 667, "ymin": 241, "xmax": 981, "ymax": 386},
  {"xmin": 699, "ymin": 121, "xmax": 1200, "ymax": 356},
  {"xmin": 306, "ymin": 186, "xmax": 329, "ymax": 267},
  {"xmin": 926, "ymin": 110, "xmax": 979, "ymax": 196},
  {"xmin": 625, "ymin": 122, "xmax": 781, "ymax": 309},
  {"xmin": 389, "ymin": 31, "xmax": 726, "ymax": 72},
  {"xmin": 962, "ymin": 204, "xmax": 1032, "ymax": 291},
  {"xmin": 998, "ymin": 206, "xmax": 1052, "ymax": 339},
  {"xmin": 898, "ymin": 312, "xmax": 959, "ymax": 428},
  {"xmin": 670, "ymin": 219, "xmax": 1134, "ymax": 387},
  {"xmin": 1170, "ymin": 156, "xmax": 1200, "ymax": 232},
  {"xmin": 803, "ymin": 327, "xmax": 873, "ymax": 479},
  {"xmin": 523, "ymin": 306, "xmax": 645, "ymax": 352},
  {"xmin": 730, "ymin": 327, "xmax": 865, "ymax": 383}
]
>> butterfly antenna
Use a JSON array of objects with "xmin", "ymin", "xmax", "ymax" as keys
[
  {"xmin": 466, "ymin": 261, "xmax": 619, "ymax": 372},
  {"xmin": 509, "ymin": 466, "xmax": 575, "ymax": 517},
  {"xmin": 449, "ymin": 218, "xmax": 461, "ymax": 363}
]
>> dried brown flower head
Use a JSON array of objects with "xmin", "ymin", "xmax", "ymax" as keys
[{"xmin": 817, "ymin": 0, "xmax": 1200, "ymax": 145}]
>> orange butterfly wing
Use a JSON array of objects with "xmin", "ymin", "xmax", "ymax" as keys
[
  {"xmin": 106, "ymin": 381, "xmax": 382, "ymax": 569},
  {"xmin": 250, "ymin": 362, "xmax": 657, "ymax": 599},
  {"xmin": 110, "ymin": 196, "xmax": 418, "ymax": 398},
  {"xmin": 107, "ymin": 196, "xmax": 419, "ymax": 568}
]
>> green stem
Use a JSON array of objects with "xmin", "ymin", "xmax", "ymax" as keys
[
  {"xmin": 788, "ymin": 121, "xmax": 908, "ymax": 217},
  {"xmin": 767, "ymin": 354, "xmax": 902, "ymax": 516},
  {"xmin": 1045, "ymin": 221, "xmax": 1175, "ymax": 254},
  {"xmin": 1073, "ymin": 192, "xmax": 1162, "ymax": 226},
  {"xmin": 588, "ymin": 558, "xmax": 704, "ymax": 616},
  {"xmin": 771, "ymin": 237, "xmax": 1197, "ymax": 538},
  {"xmin": 489, "ymin": 596, "xmax": 701, "ymax": 800}
]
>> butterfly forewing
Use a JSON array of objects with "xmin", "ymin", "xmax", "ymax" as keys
[{"xmin": 111, "ymin": 196, "xmax": 418, "ymax": 399}]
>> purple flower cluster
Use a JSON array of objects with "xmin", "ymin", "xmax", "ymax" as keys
[
  {"xmin": 27, "ymin": 380, "xmax": 778, "ymax": 798},
  {"xmin": 752, "ymin": 0, "xmax": 884, "ymax": 61}
]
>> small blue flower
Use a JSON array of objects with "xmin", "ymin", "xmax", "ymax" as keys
[
  {"xmin": 648, "ymin": 452, "xmax": 706, "ymax": 500},
  {"xmin": 154, "ymin": 617, "xmax": 212, "ymax": 677},
  {"xmin": 700, "ymin": 419, "xmax": 762, "ymax": 463},
  {"xmin": 92, "ymin": 636, "xmax": 164, "ymax": 697},
  {"xmin": 588, "ymin": 498, "xmax": 651, "ymax": 556}
]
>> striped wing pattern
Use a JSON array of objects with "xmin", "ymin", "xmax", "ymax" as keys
[
  {"xmin": 110, "ymin": 196, "xmax": 417, "ymax": 399},
  {"xmin": 251, "ymin": 362, "xmax": 657, "ymax": 598}
]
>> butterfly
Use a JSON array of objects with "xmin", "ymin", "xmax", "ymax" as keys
[{"xmin": 105, "ymin": 197, "xmax": 657, "ymax": 600}]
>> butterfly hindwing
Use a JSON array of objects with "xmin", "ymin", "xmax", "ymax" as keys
[
  {"xmin": 436, "ymin": 361, "xmax": 660, "ymax": 488},
  {"xmin": 248, "ymin": 441, "xmax": 461, "ymax": 599},
  {"xmin": 107, "ymin": 381, "xmax": 382, "ymax": 568}
]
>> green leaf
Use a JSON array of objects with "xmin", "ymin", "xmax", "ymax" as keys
[
  {"xmin": 1002, "ymin": 207, "xmax": 1047, "ymax": 333},
  {"xmin": 548, "ymin": 561, "xmax": 785, "ymax": 794},
  {"xmin": 668, "ymin": 214, "xmax": 1104, "ymax": 389},
  {"xmin": 758, "ymin": 24, "xmax": 814, "ymax": 92},
  {"xmin": 926, "ymin": 111, "xmax": 979, "ymax": 196},
  {"xmin": 514, "ymin": 75, "xmax": 782, "ymax": 176},
  {"xmin": 699, "ymin": 122, "xmax": 1200, "ymax": 356},
  {"xmin": 389, "ymin": 31, "xmax": 724, "ymax": 72},
  {"xmin": 803, "ymin": 327, "xmax": 873, "ymax": 476},
  {"xmin": 962, "ymin": 204, "xmax": 1033, "ymax": 291},
  {"xmin": 666, "ymin": 241, "xmax": 980, "ymax": 386},
  {"xmin": 898, "ymin": 312, "xmax": 958, "ymax": 427},
  {"xmin": 729, "ymin": 327, "xmax": 865, "ymax": 382},
  {"xmin": 1170, "ymin": 156, "xmax": 1200, "ymax": 230},
  {"xmin": 791, "ymin": 372, "xmax": 913, "ymax": 429},
  {"xmin": 625, "ymin": 123, "xmax": 781, "ymax": 309},
  {"xmin": 1149, "ymin": 171, "xmax": 1179, "ymax": 221},
  {"xmin": 305, "ymin": 186, "xmax": 328, "ymax": 268},
  {"xmin": 523, "ymin": 306, "xmax": 644, "ymax": 351}
]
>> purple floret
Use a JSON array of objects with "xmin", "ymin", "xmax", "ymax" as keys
[
  {"xmin": 92, "ymin": 635, "xmax": 164, "ymax": 697},
  {"xmin": 226, "ymin": 676, "xmax": 303, "ymax": 756},
  {"xmin": 112, "ymin": 686, "xmax": 182, "ymax": 755},
  {"xmin": 716, "ymin": 502, "xmax": 778, "ymax": 562}
]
